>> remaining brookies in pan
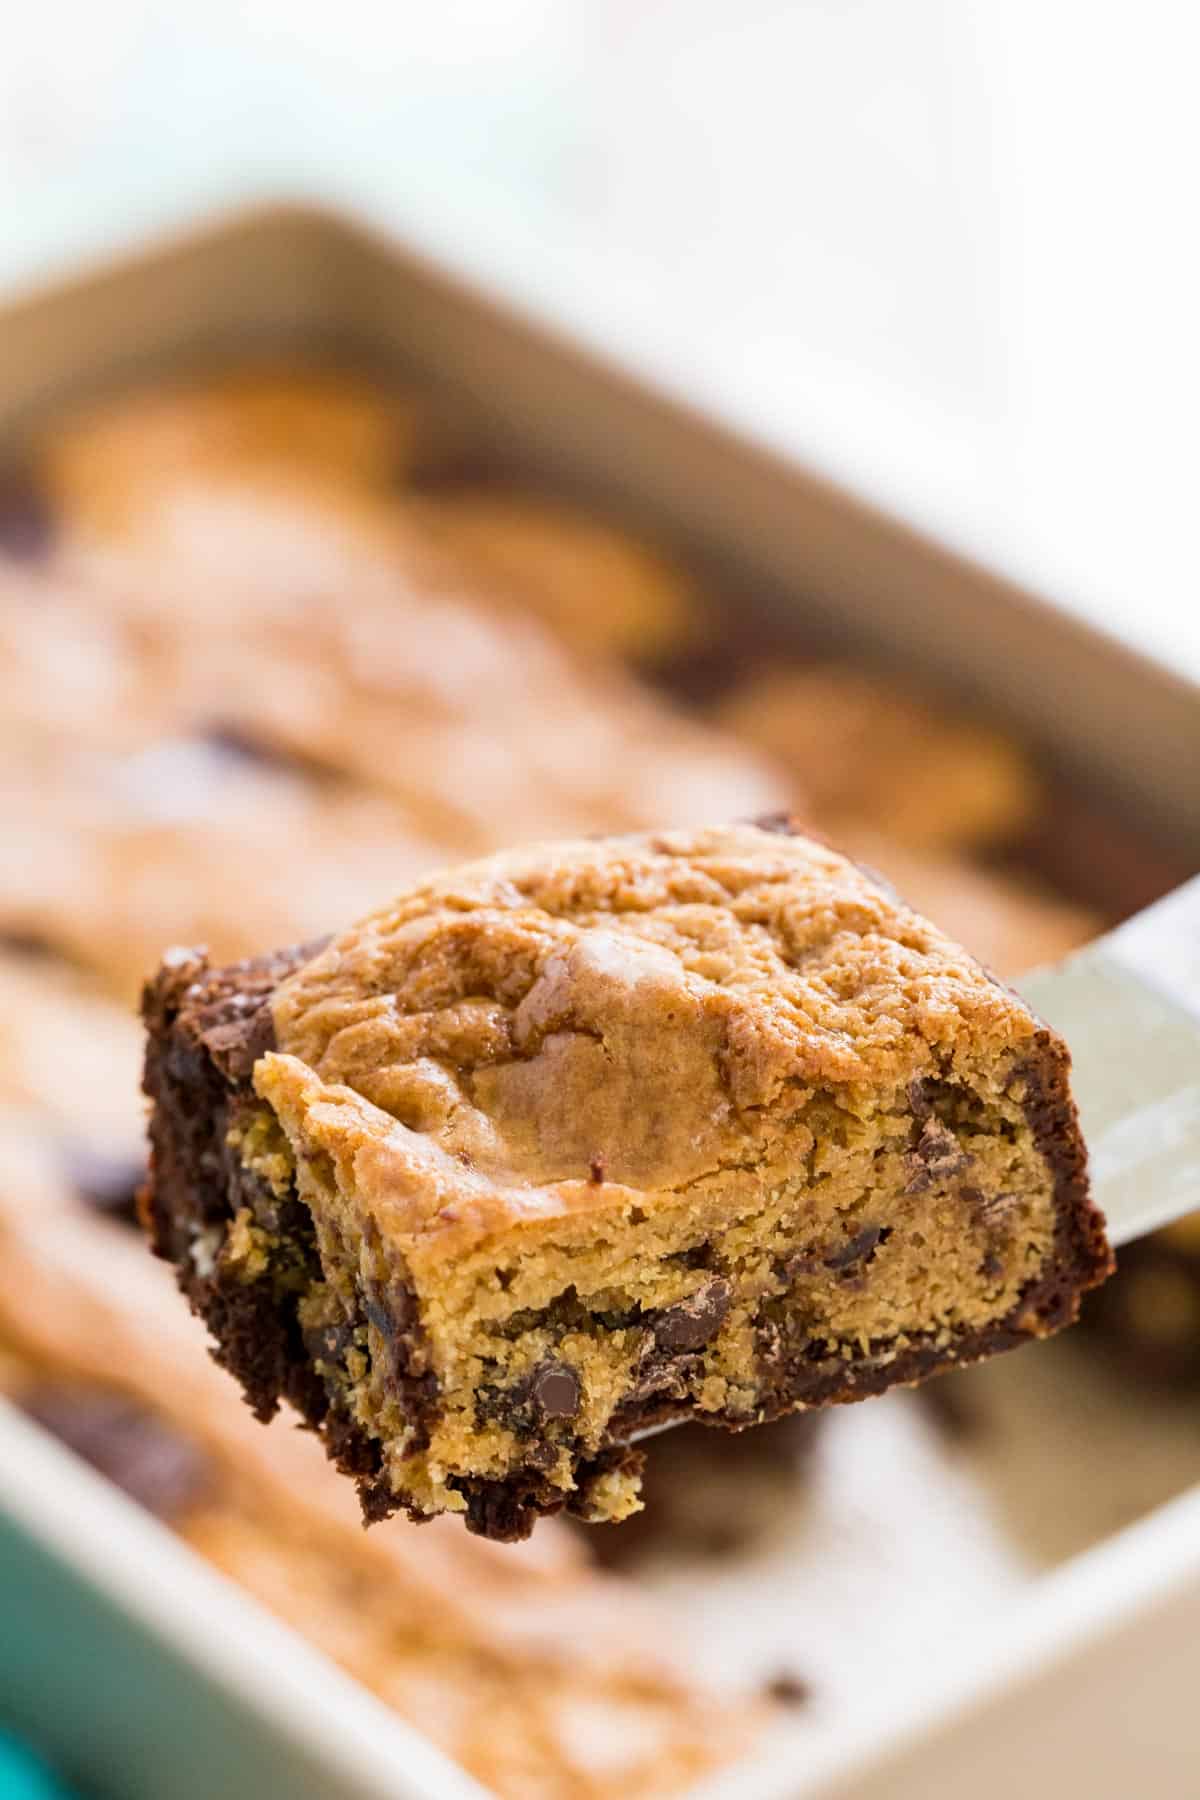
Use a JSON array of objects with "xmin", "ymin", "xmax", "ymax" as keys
[
  {"xmin": 142, "ymin": 818, "xmax": 1111, "ymax": 1542},
  {"xmin": 407, "ymin": 487, "xmax": 709, "ymax": 664},
  {"xmin": 717, "ymin": 663, "xmax": 1041, "ymax": 852},
  {"xmin": 35, "ymin": 361, "xmax": 427, "ymax": 532},
  {"xmin": 0, "ymin": 562, "xmax": 783, "ymax": 1000}
]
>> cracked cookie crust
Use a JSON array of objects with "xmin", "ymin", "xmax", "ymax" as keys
[{"xmin": 142, "ymin": 820, "xmax": 1111, "ymax": 1540}]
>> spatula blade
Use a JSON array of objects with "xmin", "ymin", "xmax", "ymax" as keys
[{"xmin": 1020, "ymin": 877, "xmax": 1200, "ymax": 1248}]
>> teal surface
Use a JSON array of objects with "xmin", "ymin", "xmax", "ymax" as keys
[{"xmin": 0, "ymin": 1731, "xmax": 78, "ymax": 1800}]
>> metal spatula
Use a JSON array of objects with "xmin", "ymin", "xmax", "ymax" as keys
[{"xmin": 1020, "ymin": 876, "xmax": 1200, "ymax": 1247}]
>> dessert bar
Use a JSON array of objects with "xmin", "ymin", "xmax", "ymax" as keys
[{"xmin": 143, "ymin": 819, "xmax": 1112, "ymax": 1540}]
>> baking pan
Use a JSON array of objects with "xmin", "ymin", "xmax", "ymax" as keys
[
  {"xmin": 0, "ymin": 1401, "xmax": 482, "ymax": 1800},
  {"xmin": 2, "ymin": 202, "xmax": 1199, "ymax": 1800}
]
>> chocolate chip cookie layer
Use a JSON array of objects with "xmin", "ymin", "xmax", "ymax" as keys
[{"xmin": 142, "ymin": 820, "xmax": 1111, "ymax": 1540}]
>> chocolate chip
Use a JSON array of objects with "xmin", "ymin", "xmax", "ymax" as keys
[
  {"xmin": 63, "ymin": 1143, "xmax": 146, "ymax": 1229},
  {"xmin": 529, "ymin": 1360, "xmax": 581, "ymax": 1421},
  {"xmin": 589, "ymin": 1152, "xmax": 607, "ymax": 1185},
  {"xmin": 823, "ymin": 1224, "xmax": 888, "ymax": 1272},
  {"xmin": 764, "ymin": 1670, "xmax": 812, "ymax": 1708},
  {"xmin": 19, "ymin": 1384, "xmax": 211, "ymax": 1521},
  {"xmin": 653, "ymin": 1278, "xmax": 732, "ymax": 1352},
  {"xmin": 619, "ymin": 1347, "xmax": 696, "ymax": 1416},
  {"xmin": 905, "ymin": 1118, "xmax": 972, "ymax": 1193},
  {"xmin": 522, "ymin": 1438, "xmax": 560, "ymax": 1472}
]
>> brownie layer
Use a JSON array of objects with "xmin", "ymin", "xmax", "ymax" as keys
[{"xmin": 144, "ymin": 943, "xmax": 385, "ymax": 1503}]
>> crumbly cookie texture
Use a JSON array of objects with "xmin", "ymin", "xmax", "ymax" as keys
[
  {"xmin": 407, "ymin": 488, "xmax": 708, "ymax": 662},
  {"xmin": 0, "ymin": 1127, "xmax": 750, "ymax": 1800},
  {"xmin": 37, "ymin": 362, "xmax": 424, "ymax": 532},
  {"xmin": 143, "ymin": 820, "xmax": 1111, "ymax": 1541},
  {"xmin": 718, "ymin": 664, "xmax": 1041, "ymax": 852}
]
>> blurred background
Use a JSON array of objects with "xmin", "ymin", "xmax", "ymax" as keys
[
  {"xmin": 1, "ymin": 1, "xmax": 1198, "ymax": 676},
  {"xmin": 1, "ymin": 6, "xmax": 1199, "ymax": 1799}
]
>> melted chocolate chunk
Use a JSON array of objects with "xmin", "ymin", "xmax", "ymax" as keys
[
  {"xmin": 529, "ymin": 1361, "xmax": 581, "ymax": 1421},
  {"xmin": 653, "ymin": 1277, "xmax": 732, "ymax": 1352},
  {"xmin": 19, "ymin": 1384, "xmax": 211, "ymax": 1521},
  {"xmin": 478, "ymin": 1359, "xmax": 582, "ymax": 1434},
  {"xmin": 63, "ymin": 1143, "xmax": 146, "ymax": 1228},
  {"xmin": 907, "ymin": 1076, "xmax": 931, "ymax": 1119},
  {"xmin": 617, "ymin": 1346, "xmax": 698, "ymax": 1420},
  {"xmin": 905, "ymin": 1117, "xmax": 972, "ymax": 1193},
  {"xmin": 823, "ymin": 1223, "xmax": 888, "ymax": 1272}
]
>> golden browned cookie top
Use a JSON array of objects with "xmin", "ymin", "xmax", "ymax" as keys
[{"xmin": 265, "ymin": 820, "xmax": 1047, "ymax": 1247}]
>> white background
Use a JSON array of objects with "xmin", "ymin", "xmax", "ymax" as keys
[{"xmin": 1, "ymin": 0, "xmax": 1197, "ymax": 680}]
